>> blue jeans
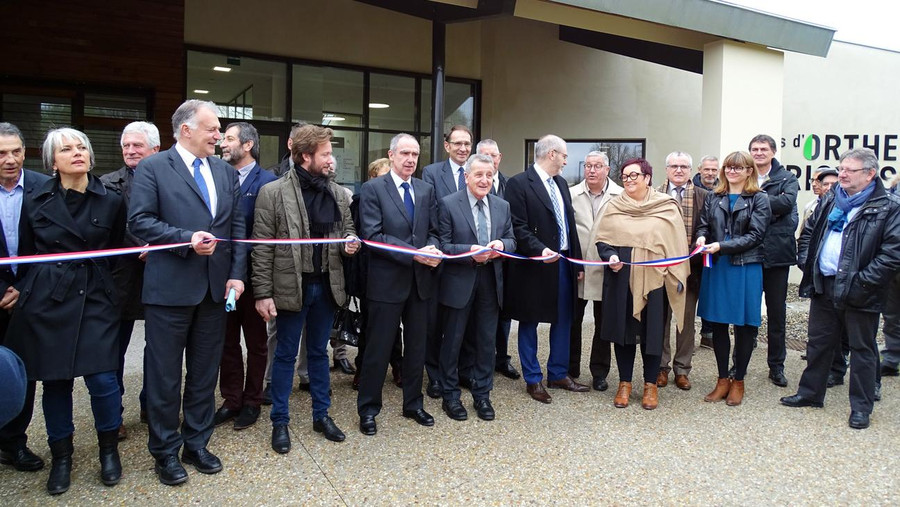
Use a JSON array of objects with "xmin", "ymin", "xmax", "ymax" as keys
[
  {"xmin": 518, "ymin": 259, "xmax": 574, "ymax": 385},
  {"xmin": 270, "ymin": 282, "xmax": 335, "ymax": 425},
  {"xmin": 43, "ymin": 371, "xmax": 121, "ymax": 443}
]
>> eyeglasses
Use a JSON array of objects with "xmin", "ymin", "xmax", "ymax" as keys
[
  {"xmin": 622, "ymin": 172, "xmax": 643, "ymax": 182},
  {"xmin": 838, "ymin": 166, "xmax": 868, "ymax": 174},
  {"xmin": 584, "ymin": 164, "xmax": 608, "ymax": 171},
  {"xmin": 447, "ymin": 141, "xmax": 472, "ymax": 148},
  {"xmin": 724, "ymin": 166, "xmax": 748, "ymax": 173},
  {"xmin": 666, "ymin": 164, "xmax": 690, "ymax": 171},
  {"xmin": 552, "ymin": 150, "xmax": 568, "ymax": 160}
]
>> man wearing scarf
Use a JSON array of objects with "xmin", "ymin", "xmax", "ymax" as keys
[
  {"xmin": 785, "ymin": 148, "xmax": 900, "ymax": 430},
  {"xmin": 252, "ymin": 124, "xmax": 359, "ymax": 451}
]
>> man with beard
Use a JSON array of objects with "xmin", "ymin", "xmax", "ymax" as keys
[
  {"xmin": 253, "ymin": 124, "xmax": 358, "ymax": 450},
  {"xmin": 214, "ymin": 122, "xmax": 275, "ymax": 431}
]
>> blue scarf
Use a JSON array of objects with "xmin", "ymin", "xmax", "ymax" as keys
[{"xmin": 827, "ymin": 181, "xmax": 876, "ymax": 232}]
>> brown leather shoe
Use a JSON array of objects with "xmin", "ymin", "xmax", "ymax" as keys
[
  {"xmin": 675, "ymin": 374, "xmax": 692, "ymax": 390},
  {"xmin": 656, "ymin": 370, "xmax": 668, "ymax": 387},
  {"xmin": 547, "ymin": 376, "xmax": 590, "ymax": 392},
  {"xmin": 642, "ymin": 382, "xmax": 659, "ymax": 410},
  {"xmin": 526, "ymin": 382, "xmax": 552, "ymax": 404},
  {"xmin": 726, "ymin": 379, "xmax": 745, "ymax": 406},
  {"xmin": 704, "ymin": 378, "xmax": 731, "ymax": 402},
  {"xmin": 613, "ymin": 381, "xmax": 631, "ymax": 408}
]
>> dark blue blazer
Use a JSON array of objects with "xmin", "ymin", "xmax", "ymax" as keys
[
  {"xmin": 128, "ymin": 146, "xmax": 247, "ymax": 306},
  {"xmin": 239, "ymin": 162, "xmax": 277, "ymax": 239},
  {"xmin": 0, "ymin": 169, "xmax": 51, "ymax": 293},
  {"xmin": 423, "ymin": 160, "xmax": 463, "ymax": 200}
]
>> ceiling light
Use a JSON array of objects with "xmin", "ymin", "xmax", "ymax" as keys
[
  {"xmin": 193, "ymin": 89, "xmax": 209, "ymax": 94},
  {"xmin": 213, "ymin": 66, "xmax": 232, "ymax": 72},
  {"xmin": 323, "ymin": 115, "xmax": 345, "ymax": 122},
  {"xmin": 368, "ymin": 103, "xmax": 390, "ymax": 109}
]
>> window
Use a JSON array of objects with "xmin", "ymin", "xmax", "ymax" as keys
[
  {"xmin": 292, "ymin": 65, "xmax": 364, "ymax": 127},
  {"xmin": 187, "ymin": 51, "xmax": 287, "ymax": 121}
]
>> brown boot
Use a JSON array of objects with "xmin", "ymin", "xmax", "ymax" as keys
[
  {"xmin": 656, "ymin": 370, "xmax": 668, "ymax": 387},
  {"xmin": 642, "ymin": 382, "xmax": 659, "ymax": 410},
  {"xmin": 613, "ymin": 381, "xmax": 632, "ymax": 408},
  {"xmin": 726, "ymin": 380, "xmax": 745, "ymax": 406},
  {"xmin": 704, "ymin": 378, "xmax": 731, "ymax": 402}
]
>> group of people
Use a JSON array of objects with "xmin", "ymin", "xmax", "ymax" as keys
[{"xmin": 0, "ymin": 99, "xmax": 898, "ymax": 496}]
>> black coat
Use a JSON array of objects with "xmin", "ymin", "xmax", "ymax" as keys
[
  {"xmin": 6, "ymin": 175, "xmax": 125, "ymax": 381},
  {"xmin": 760, "ymin": 159, "xmax": 800, "ymax": 267},
  {"xmin": 0, "ymin": 170, "xmax": 51, "ymax": 297},
  {"xmin": 798, "ymin": 179, "xmax": 900, "ymax": 312},
  {"xmin": 695, "ymin": 191, "xmax": 771, "ymax": 265},
  {"xmin": 503, "ymin": 165, "xmax": 582, "ymax": 323},
  {"xmin": 100, "ymin": 166, "xmax": 144, "ymax": 320}
]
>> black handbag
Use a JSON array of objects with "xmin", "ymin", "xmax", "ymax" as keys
[{"xmin": 333, "ymin": 297, "xmax": 361, "ymax": 347}]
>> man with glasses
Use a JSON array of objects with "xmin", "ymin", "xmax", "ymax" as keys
[
  {"xmin": 422, "ymin": 125, "xmax": 474, "ymax": 399},
  {"xmin": 783, "ymin": 148, "xmax": 900, "ymax": 430},
  {"xmin": 568, "ymin": 151, "xmax": 622, "ymax": 391},
  {"xmin": 749, "ymin": 134, "xmax": 799, "ymax": 387},
  {"xmin": 656, "ymin": 152, "xmax": 708, "ymax": 391}
]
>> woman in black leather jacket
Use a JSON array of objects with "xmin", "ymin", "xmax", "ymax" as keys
[{"xmin": 695, "ymin": 151, "xmax": 771, "ymax": 406}]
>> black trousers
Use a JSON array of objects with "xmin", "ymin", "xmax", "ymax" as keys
[
  {"xmin": 711, "ymin": 322, "xmax": 757, "ymax": 381},
  {"xmin": 763, "ymin": 265, "xmax": 790, "ymax": 373},
  {"xmin": 439, "ymin": 267, "xmax": 498, "ymax": 402},
  {"xmin": 569, "ymin": 298, "xmax": 611, "ymax": 380},
  {"xmin": 798, "ymin": 277, "xmax": 880, "ymax": 414},
  {"xmin": 144, "ymin": 294, "xmax": 226, "ymax": 459},
  {"xmin": 358, "ymin": 294, "xmax": 428, "ymax": 417},
  {"xmin": 355, "ymin": 297, "xmax": 403, "ymax": 374},
  {"xmin": 424, "ymin": 293, "xmax": 443, "ymax": 383},
  {"xmin": 0, "ymin": 311, "xmax": 35, "ymax": 452},
  {"xmin": 614, "ymin": 342, "xmax": 660, "ymax": 385}
]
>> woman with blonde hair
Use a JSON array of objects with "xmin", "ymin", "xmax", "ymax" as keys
[{"xmin": 695, "ymin": 151, "xmax": 771, "ymax": 406}]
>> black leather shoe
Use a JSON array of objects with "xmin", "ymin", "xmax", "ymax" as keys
[
  {"xmin": 271, "ymin": 424, "xmax": 291, "ymax": 453},
  {"xmin": 262, "ymin": 383, "xmax": 272, "ymax": 406},
  {"xmin": 592, "ymin": 378, "xmax": 609, "ymax": 392},
  {"xmin": 779, "ymin": 394, "xmax": 824, "ymax": 408},
  {"xmin": 826, "ymin": 374, "xmax": 845, "ymax": 388},
  {"xmin": 426, "ymin": 379, "xmax": 442, "ymax": 399},
  {"xmin": 181, "ymin": 448, "xmax": 223, "ymax": 474},
  {"xmin": 769, "ymin": 370, "xmax": 788, "ymax": 387},
  {"xmin": 297, "ymin": 379, "xmax": 311, "ymax": 391},
  {"xmin": 402, "ymin": 408, "xmax": 435, "ymax": 427},
  {"xmin": 333, "ymin": 358, "xmax": 356, "ymax": 375},
  {"xmin": 359, "ymin": 415, "xmax": 377, "ymax": 436},
  {"xmin": 849, "ymin": 410, "xmax": 870, "ymax": 429},
  {"xmin": 882, "ymin": 364, "xmax": 900, "ymax": 377},
  {"xmin": 495, "ymin": 360, "xmax": 521, "ymax": 380},
  {"xmin": 0, "ymin": 447, "xmax": 44, "ymax": 471},
  {"xmin": 313, "ymin": 415, "xmax": 346, "ymax": 442},
  {"xmin": 442, "ymin": 399, "xmax": 468, "ymax": 421},
  {"xmin": 155, "ymin": 454, "xmax": 188, "ymax": 486},
  {"xmin": 473, "ymin": 399, "xmax": 495, "ymax": 421},
  {"xmin": 233, "ymin": 405, "xmax": 261, "ymax": 430},
  {"xmin": 213, "ymin": 405, "xmax": 240, "ymax": 426}
]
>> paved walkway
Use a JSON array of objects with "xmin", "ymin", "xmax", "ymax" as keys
[{"xmin": 2, "ymin": 314, "xmax": 899, "ymax": 505}]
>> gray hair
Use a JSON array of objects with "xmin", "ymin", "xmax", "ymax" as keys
[
  {"xmin": 0, "ymin": 122, "xmax": 24, "ymax": 144},
  {"xmin": 665, "ymin": 151, "xmax": 693, "ymax": 168},
  {"xmin": 171, "ymin": 99, "xmax": 217, "ymax": 140},
  {"xmin": 476, "ymin": 139, "xmax": 498, "ymax": 153},
  {"xmin": 534, "ymin": 134, "xmax": 566, "ymax": 161},
  {"xmin": 42, "ymin": 127, "xmax": 95, "ymax": 172},
  {"xmin": 389, "ymin": 133, "xmax": 418, "ymax": 153},
  {"xmin": 699, "ymin": 155, "xmax": 719, "ymax": 166},
  {"xmin": 584, "ymin": 150, "xmax": 609, "ymax": 166},
  {"xmin": 121, "ymin": 121, "xmax": 160, "ymax": 149},
  {"xmin": 224, "ymin": 121, "xmax": 260, "ymax": 161},
  {"xmin": 840, "ymin": 148, "xmax": 879, "ymax": 172},
  {"xmin": 465, "ymin": 153, "xmax": 495, "ymax": 173}
]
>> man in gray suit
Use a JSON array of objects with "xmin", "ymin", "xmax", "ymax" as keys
[
  {"xmin": 437, "ymin": 154, "xmax": 515, "ymax": 422},
  {"xmin": 129, "ymin": 100, "xmax": 246, "ymax": 486},
  {"xmin": 357, "ymin": 134, "xmax": 441, "ymax": 436}
]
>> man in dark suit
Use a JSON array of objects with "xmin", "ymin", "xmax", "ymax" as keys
[
  {"xmin": 475, "ymin": 139, "xmax": 519, "ymax": 380},
  {"xmin": 504, "ymin": 134, "xmax": 588, "ymax": 404},
  {"xmin": 0, "ymin": 122, "xmax": 49, "ymax": 473},
  {"xmin": 214, "ymin": 122, "xmax": 276, "ymax": 431},
  {"xmin": 421, "ymin": 125, "xmax": 472, "ymax": 398},
  {"xmin": 437, "ymin": 154, "xmax": 515, "ymax": 421},
  {"xmin": 357, "ymin": 133, "xmax": 441, "ymax": 436},
  {"xmin": 129, "ymin": 100, "xmax": 246, "ymax": 485}
]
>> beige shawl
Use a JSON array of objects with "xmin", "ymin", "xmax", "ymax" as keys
[{"xmin": 593, "ymin": 187, "xmax": 689, "ymax": 330}]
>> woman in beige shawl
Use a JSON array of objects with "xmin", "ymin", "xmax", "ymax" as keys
[{"xmin": 594, "ymin": 158, "xmax": 688, "ymax": 410}]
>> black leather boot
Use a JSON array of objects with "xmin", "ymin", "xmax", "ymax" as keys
[
  {"xmin": 97, "ymin": 430, "xmax": 122, "ymax": 486},
  {"xmin": 47, "ymin": 435, "xmax": 73, "ymax": 495}
]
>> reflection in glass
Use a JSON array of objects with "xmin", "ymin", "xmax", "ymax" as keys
[
  {"xmin": 292, "ymin": 65, "xmax": 364, "ymax": 127},
  {"xmin": 369, "ymin": 74, "xmax": 415, "ymax": 131},
  {"xmin": 186, "ymin": 50, "xmax": 287, "ymax": 121},
  {"xmin": 421, "ymin": 79, "xmax": 475, "ymax": 135}
]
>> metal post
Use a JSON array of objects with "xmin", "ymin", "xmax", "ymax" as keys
[{"xmin": 431, "ymin": 20, "xmax": 446, "ymax": 164}]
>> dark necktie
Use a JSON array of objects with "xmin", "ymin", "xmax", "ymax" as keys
[
  {"xmin": 192, "ymin": 158, "xmax": 211, "ymax": 213},
  {"xmin": 457, "ymin": 167, "xmax": 465, "ymax": 191},
  {"xmin": 401, "ymin": 182, "xmax": 415, "ymax": 222},
  {"xmin": 476, "ymin": 199, "xmax": 488, "ymax": 245}
]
